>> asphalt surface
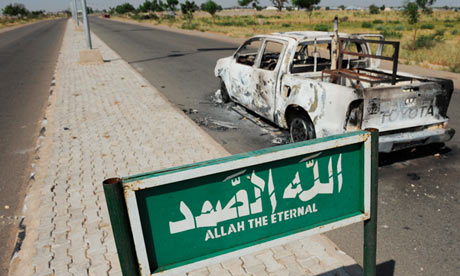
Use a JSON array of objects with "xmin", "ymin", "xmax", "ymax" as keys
[
  {"xmin": 91, "ymin": 18, "xmax": 460, "ymax": 276},
  {"xmin": 0, "ymin": 19, "xmax": 67, "ymax": 274}
]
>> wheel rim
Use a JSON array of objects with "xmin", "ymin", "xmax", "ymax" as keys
[{"xmin": 290, "ymin": 118, "xmax": 310, "ymax": 142}]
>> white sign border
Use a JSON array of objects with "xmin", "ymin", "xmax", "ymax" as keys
[{"xmin": 124, "ymin": 132, "xmax": 372, "ymax": 276}]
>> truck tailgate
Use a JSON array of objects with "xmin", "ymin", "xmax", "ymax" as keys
[{"xmin": 361, "ymin": 80, "xmax": 453, "ymax": 132}]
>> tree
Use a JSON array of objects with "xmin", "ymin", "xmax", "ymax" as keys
[
  {"xmin": 380, "ymin": 5, "xmax": 386, "ymax": 10},
  {"xmin": 271, "ymin": 0, "xmax": 289, "ymax": 12},
  {"xmin": 292, "ymin": 0, "xmax": 320, "ymax": 23},
  {"xmin": 138, "ymin": 0, "xmax": 152, "ymax": 12},
  {"xmin": 238, "ymin": 0, "xmax": 262, "ymax": 10},
  {"xmin": 339, "ymin": 5, "xmax": 345, "ymax": 10},
  {"xmin": 115, "ymin": 3, "xmax": 135, "ymax": 14},
  {"xmin": 2, "ymin": 3, "xmax": 29, "ymax": 17},
  {"xmin": 403, "ymin": 1, "xmax": 420, "ymax": 49},
  {"xmin": 180, "ymin": 0, "xmax": 198, "ymax": 24},
  {"xmin": 138, "ymin": 0, "xmax": 165, "ymax": 13},
  {"xmin": 165, "ymin": 0, "xmax": 179, "ymax": 14},
  {"xmin": 369, "ymin": 4, "xmax": 380, "ymax": 14},
  {"xmin": 201, "ymin": 0, "xmax": 222, "ymax": 22},
  {"xmin": 86, "ymin": 7, "xmax": 94, "ymax": 14},
  {"xmin": 416, "ymin": 0, "xmax": 436, "ymax": 14},
  {"xmin": 151, "ymin": 0, "xmax": 165, "ymax": 12}
]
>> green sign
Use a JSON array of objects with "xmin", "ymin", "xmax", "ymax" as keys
[{"xmin": 104, "ymin": 130, "xmax": 378, "ymax": 276}]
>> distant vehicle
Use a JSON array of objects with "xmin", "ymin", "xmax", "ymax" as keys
[
  {"xmin": 214, "ymin": 28, "xmax": 455, "ymax": 152},
  {"xmin": 102, "ymin": 13, "xmax": 110, "ymax": 18}
]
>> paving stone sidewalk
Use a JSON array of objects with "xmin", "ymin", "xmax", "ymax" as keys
[{"xmin": 9, "ymin": 19, "xmax": 359, "ymax": 276}]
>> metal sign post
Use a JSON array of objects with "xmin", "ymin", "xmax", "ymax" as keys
[
  {"xmin": 364, "ymin": 128, "xmax": 379, "ymax": 276},
  {"xmin": 104, "ymin": 130, "xmax": 379, "ymax": 276},
  {"xmin": 80, "ymin": 0, "xmax": 92, "ymax": 49}
]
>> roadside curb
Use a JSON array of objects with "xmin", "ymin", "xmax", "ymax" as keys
[{"xmin": 8, "ymin": 20, "xmax": 67, "ymax": 276}]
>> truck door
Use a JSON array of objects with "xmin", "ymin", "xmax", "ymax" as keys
[
  {"xmin": 228, "ymin": 38, "xmax": 263, "ymax": 108},
  {"xmin": 251, "ymin": 39, "xmax": 286, "ymax": 120}
]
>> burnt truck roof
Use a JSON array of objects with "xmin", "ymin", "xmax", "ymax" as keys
[{"xmin": 262, "ymin": 31, "xmax": 352, "ymax": 41}]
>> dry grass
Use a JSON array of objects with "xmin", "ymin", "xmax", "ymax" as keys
[
  {"xmin": 118, "ymin": 9, "xmax": 460, "ymax": 72},
  {"xmin": 0, "ymin": 15, "xmax": 65, "ymax": 29}
]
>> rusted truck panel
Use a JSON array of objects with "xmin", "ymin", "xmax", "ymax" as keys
[{"xmin": 215, "ymin": 31, "xmax": 455, "ymax": 152}]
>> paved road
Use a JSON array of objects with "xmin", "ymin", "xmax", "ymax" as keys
[
  {"xmin": 0, "ymin": 19, "xmax": 67, "ymax": 274},
  {"xmin": 91, "ymin": 18, "xmax": 460, "ymax": 276}
]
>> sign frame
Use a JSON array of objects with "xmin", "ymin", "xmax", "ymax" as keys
[{"xmin": 103, "ymin": 129, "xmax": 379, "ymax": 276}]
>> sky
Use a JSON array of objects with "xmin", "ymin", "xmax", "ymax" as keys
[{"xmin": 0, "ymin": 0, "xmax": 458, "ymax": 13}]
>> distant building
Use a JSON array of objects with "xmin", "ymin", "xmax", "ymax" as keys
[{"xmin": 345, "ymin": 6, "xmax": 361, "ymax": 11}]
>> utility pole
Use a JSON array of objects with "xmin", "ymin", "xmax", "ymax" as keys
[
  {"xmin": 81, "ymin": 0, "xmax": 92, "ymax": 49},
  {"xmin": 70, "ymin": 0, "xmax": 76, "ymax": 24},
  {"xmin": 73, "ymin": 0, "xmax": 80, "ymax": 26}
]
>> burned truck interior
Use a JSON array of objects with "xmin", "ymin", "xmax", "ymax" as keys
[{"xmin": 290, "ymin": 35, "xmax": 447, "ymax": 91}]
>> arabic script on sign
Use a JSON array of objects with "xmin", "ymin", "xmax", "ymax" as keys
[{"xmin": 169, "ymin": 153, "xmax": 343, "ymax": 235}]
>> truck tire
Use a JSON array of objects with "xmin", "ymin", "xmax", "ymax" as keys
[
  {"xmin": 220, "ymin": 80, "xmax": 230, "ymax": 103},
  {"xmin": 289, "ymin": 114, "xmax": 315, "ymax": 143}
]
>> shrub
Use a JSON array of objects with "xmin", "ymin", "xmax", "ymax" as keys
[
  {"xmin": 445, "ymin": 23, "xmax": 454, "ymax": 28},
  {"xmin": 162, "ymin": 14, "xmax": 175, "ymax": 20},
  {"xmin": 449, "ymin": 63, "xmax": 460, "ymax": 73},
  {"xmin": 414, "ymin": 34, "xmax": 442, "ymax": 49},
  {"xmin": 282, "ymin": 23, "xmax": 291, "ymax": 27},
  {"xmin": 361, "ymin": 22, "xmax": 373, "ymax": 28},
  {"xmin": 435, "ymin": 29, "xmax": 445, "ymax": 37},
  {"xmin": 394, "ymin": 25, "xmax": 405, "ymax": 31},
  {"xmin": 180, "ymin": 22, "xmax": 198, "ymax": 29},
  {"xmin": 134, "ymin": 13, "xmax": 159, "ymax": 20},
  {"xmin": 375, "ymin": 25, "xmax": 385, "ymax": 31},
  {"xmin": 451, "ymin": 29, "xmax": 459, "ymax": 35},
  {"xmin": 246, "ymin": 19, "xmax": 257, "ymax": 25},
  {"xmin": 380, "ymin": 30, "xmax": 403, "ymax": 39},
  {"xmin": 341, "ymin": 16, "xmax": 349, "ymax": 22},
  {"xmin": 130, "ymin": 14, "xmax": 141, "ymax": 20},
  {"xmin": 421, "ymin": 23, "xmax": 435, "ymax": 29},
  {"xmin": 372, "ymin": 19, "xmax": 384, "ymax": 24},
  {"xmin": 314, "ymin": 24, "xmax": 330, "ymax": 32},
  {"xmin": 256, "ymin": 14, "xmax": 265, "ymax": 18},
  {"xmin": 369, "ymin": 4, "xmax": 380, "ymax": 14}
]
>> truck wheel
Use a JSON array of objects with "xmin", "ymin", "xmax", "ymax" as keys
[
  {"xmin": 220, "ymin": 80, "xmax": 230, "ymax": 103},
  {"xmin": 289, "ymin": 114, "xmax": 315, "ymax": 143}
]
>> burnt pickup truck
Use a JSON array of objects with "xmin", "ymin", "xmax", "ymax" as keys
[{"xmin": 215, "ymin": 30, "xmax": 455, "ymax": 152}]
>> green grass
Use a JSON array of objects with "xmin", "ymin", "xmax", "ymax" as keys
[
  {"xmin": 314, "ymin": 24, "xmax": 330, "ymax": 31},
  {"xmin": 380, "ymin": 30, "xmax": 403, "ymax": 39},
  {"xmin": 421, "ymin": 23, "xmax": 435, "ymax": 29},
  {"xmin": 361, "ymin": 22, "xmax": 373, "ymax": 28}
]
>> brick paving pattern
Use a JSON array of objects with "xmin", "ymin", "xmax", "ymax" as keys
[{"xmin": 10, "ymin": 20, "xmax": 358, "ymax": 276}]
